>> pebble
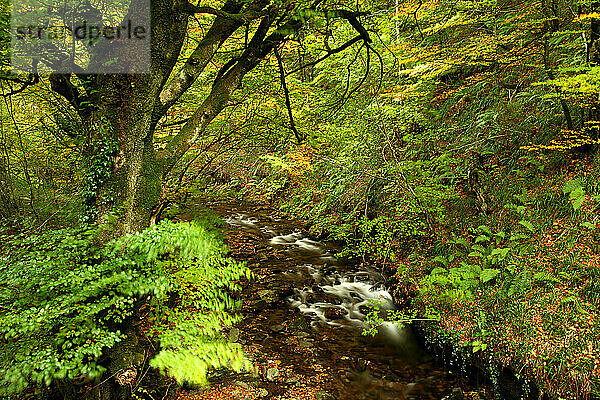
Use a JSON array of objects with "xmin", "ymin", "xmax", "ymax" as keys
[
  {"xmin": 229, "ymin": 328, "xmax": 240, "ymax": 342},
  {"xmin": 266, "ymin": 367, "xmax": 279, "ymax": 381},
  {"xmin": 257, "ymin": 289, "xmax": 277, "ymax": 300},
  {"xmin": 235, "ymin": 381, "xmax": 251, "ymax": 389}
]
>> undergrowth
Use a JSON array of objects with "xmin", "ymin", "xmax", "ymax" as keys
[{"xmin": 0, "ymin": 219, "xmax": 251, "ymax": 396}]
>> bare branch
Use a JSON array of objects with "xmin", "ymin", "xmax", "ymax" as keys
[
  {"xmin": 1, "ymin": 74, "xmax": 39, "ymax": 98},
  {"xmin": 275, "ymin": 46, "xmax": 303, "ymax": 144},
  {"xmin": 286, "ymin": 35, "xmax": 362, "ymax": 76}
]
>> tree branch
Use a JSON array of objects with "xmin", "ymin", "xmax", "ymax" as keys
[
  {"xmin": 286, "ymin": 35, "xmax": 362, "ymax": 76},
  {"xmin": 275, "ymin": 46, "xmax": 303, "ymax": 144},
  {"xmin": 155, "ymin": 0, "xmax": 270, "ymax": 122},
  {"xmin": 1, "ymin": 74, "xmax": 39, "ymax": 98},
  {"xmin": 160, "ymin": 8, "xmax": 300, "ymax": 169},
  {"xmin": 159, "ymin": 6, "xmax": 370, "ymax": 170},
  {"xmin": 48, "ymin": 74, "xmax": 83, "ymax": 110},
  {"xmin": 327, "ymin": 10, "xmax": 371, "ymax": 43}
]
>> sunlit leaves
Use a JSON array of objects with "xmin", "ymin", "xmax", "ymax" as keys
[{"xmin": 0, "ymin": 219, "xmax": 251, "ymax": 395}]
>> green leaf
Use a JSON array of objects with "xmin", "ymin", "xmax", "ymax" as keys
[
  {"xmin": 480, "ymin": 268, "xmax": 500, "ymax": 283},
  {"xmin": 471, "ymin": 244, "xmax": 486, "ymax": 253},
  {"xmin": 562, "ymin": 179, "xmax": 582, "ymax": 194},
  {"xmin": 453, "ymin": 237, "xmax": 470, "ymax": 249},
  {"xmin": 432, "ymin": 256, "xmax": 448, "ymax": 266},
  {"xmin": 477, "ymin": 225, "xmax": 492, "ymax": 235},
  {"xmin": 519, "ymin": 220, "xmax": 535, "ymax": 232},
  {"xmin": 431, "ymin": 267, "xmax": 447, "ymax": 275},
  {"xmin": 572, "ymin": 196, "xmax": 585, "ymax": 210},
  {"xmin": 509, "ymin": 233, "xmax": 529, "ymax": 241},
  {"xmin": 475, "ymin": 235, "xmax": 490, "ymax": 243},
  {"xmin": 493, "ymin": 231, "xmax": 506, "ymax": 240},
  {"xmin": 581, "ymin": 222, "xmax": 595, "ymax": 229},
  {"xmin": 569, "ymin": 187, "xmax": 584, "ymax": 200}
]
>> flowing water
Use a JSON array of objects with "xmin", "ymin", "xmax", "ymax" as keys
[{"xmin": 179, "ymin": 201, "xmax": 487, "ymax": 399}]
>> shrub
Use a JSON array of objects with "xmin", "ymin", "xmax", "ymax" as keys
[{"xmin": 0, "ymin": 219, "xmax": 251, "ymax": 395}]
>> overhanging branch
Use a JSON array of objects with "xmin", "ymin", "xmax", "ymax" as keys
[
  {"xmin": 275, "ymin": 46, "xmax": 303, "ymax": 144},
  {"xmin": 1, "ymin": 74, "xmax": 39, "ymax": 98},
  {"xmin": 286, "ymin": 34, "xmax": 362, "ymax": 76},
  {"xmin": 159, "ymin": 5, "xmax": 371, "ymax": 170},
  {"xmin": 155, "ymin": 0, "xmax": 271, "ymax": 122}
]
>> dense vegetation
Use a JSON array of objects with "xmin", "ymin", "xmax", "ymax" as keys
[
  {"xmin": 0, "ymin": 219, "xmax": 251, "ymax": 397},
  {"xmin": 1, "ymin": 0, "xmax": 600, "ymax": 399}
]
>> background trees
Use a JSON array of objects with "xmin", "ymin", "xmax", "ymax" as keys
[{"xmin": 2, "ymin": 0, "xmax": 375, "ymax": 235}]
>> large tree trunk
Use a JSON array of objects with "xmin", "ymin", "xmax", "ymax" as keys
[{"xmin": 81, "ymin": 74, "xmax": 165, "ymax": 237}]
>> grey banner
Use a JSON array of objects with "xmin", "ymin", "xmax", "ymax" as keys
[{"xmin": 11, "ymin": 0, "xmax": 150, "ymax": 73}]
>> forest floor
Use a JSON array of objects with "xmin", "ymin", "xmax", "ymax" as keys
[{"xmin": 156, "ymin": 198, "xmax": 492, "ymax": 400}]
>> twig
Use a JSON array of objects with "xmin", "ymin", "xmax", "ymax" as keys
[
  {"xmin": 162, "ymin": 383, "xmax": 173, "ymax": 400},
  {"xmin": 85, "ymin": 368, "xmax": 124, "ymax": 392}
]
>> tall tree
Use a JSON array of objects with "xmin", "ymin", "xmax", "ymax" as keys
[{"xmin": 6, "ymin": 0, "xmax": 372, "ymax": 236}]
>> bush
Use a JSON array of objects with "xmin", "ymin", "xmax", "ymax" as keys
[{"xmin": 0, "ymin": 219, "xmax": 251, "ymax": 395}]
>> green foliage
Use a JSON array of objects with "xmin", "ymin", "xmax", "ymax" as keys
[
  {"xmin": 419, "ymin": 219, "xmax": 534, "ymax": 301},
  {"xmin": 562, "ymin": 179, "xmax": 586, "ymax": 211},
  {"xmin": 361, "ymin": 300, "xmax": 423, "ymax": 337},
  {"xmin": 0, "ymin": 220, "xmax": 251, "ymax": 395},
  {"xmin": 80, "ymin": 133, "xmax": 119, "ymax": 224},
  {"xmin": 147, "ymin": 225, "xmax": 253, "ymax": 385},
  {"xmin": 0, "ymin": 91, "xmax": 84, "ymax": 226}
]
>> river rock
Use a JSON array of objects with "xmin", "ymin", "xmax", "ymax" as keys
[
  {"xmin": 235, "ymin": 381, "xmax": 251, "ymax": 390},
  {"xmin": 285, "ymin": 376, "xmax": 299, "ymax": 384},
  {"xmin": 290, "ymin": 316, "xmax": 310, "ymax": 333},
  {"xmin": 315, "ymin": 391, "xmax": 334, "ymax": 400},
  {"xmin": 266, "ymin": 367, "xmax": 279, "ymax": 381},
  {"xmin": 229, "ymin": 328, "xmax": 240, "ymax": 342}
]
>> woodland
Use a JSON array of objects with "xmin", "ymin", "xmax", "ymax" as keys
[{"xmin": 1, "ymin": 0, "xmax": 600, "ymax": 399}]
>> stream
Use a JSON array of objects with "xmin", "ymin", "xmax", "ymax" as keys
[{"xmin": 176, "ymin": 200, "xmax": 486, "ymax": 400}]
